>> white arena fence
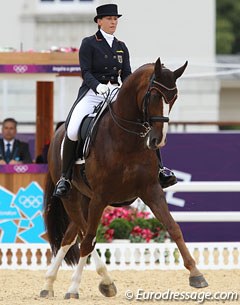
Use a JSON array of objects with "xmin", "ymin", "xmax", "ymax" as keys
[
  {"xmin": 0, "ymin": 181, "xmax": 239, "ymax": 271},
  {"xmin": 0, "ymin": 242, "xmax": 240, "ymax": 271}
]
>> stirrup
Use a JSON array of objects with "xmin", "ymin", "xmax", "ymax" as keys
[{"xmin": 53, "ymin": 177, "xmax": 72, "ymax": 198}]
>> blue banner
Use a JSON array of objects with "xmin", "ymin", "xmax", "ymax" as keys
[{"xmin": 0, "ymin": 182, "xmax": 46, "ymax": 243}]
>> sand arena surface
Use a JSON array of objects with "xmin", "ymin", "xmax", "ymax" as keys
[{"xmin": 0, "ymin": 269, "xmax": 239, "ymax": 305}]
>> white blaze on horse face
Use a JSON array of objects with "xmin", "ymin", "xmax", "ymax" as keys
[
  {"xmin": 60, "ymin": 136, "xmax": 65, "ymax": 159},
  {"xmin": 158, "ymin": 100, "xmax": 169, "ymax": 148}
]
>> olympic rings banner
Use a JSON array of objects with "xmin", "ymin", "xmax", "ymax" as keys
[
  {"xmin": 0, "ymin": 64, "xmax": 80, "ymax": 74},
  {"xmin": 0, "ymin": 182, "xmax": 47, "ymax": 243},
  {"xmin": 0, "ymin": 164, "xmax": 48, "ymax": 174}
]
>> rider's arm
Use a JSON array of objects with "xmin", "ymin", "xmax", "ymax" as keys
[{"xmin": 79, "ymin": 37, "xmax": 100, "ymax": 93}]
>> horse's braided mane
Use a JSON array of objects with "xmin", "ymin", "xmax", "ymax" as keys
[{"xmin": 120, "ymin": 61, "xmax": 167, "ymax": 92}]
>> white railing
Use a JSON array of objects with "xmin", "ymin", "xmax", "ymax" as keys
[
  {"xmin": 171, "ymin": 211, "xmax": 240, "ymax": 222},
  {"xmin": 168, "ymin": 181, "xmax": 240, "ymax": 192},
  {"xmin": 168, "ymin": 181, "xmax": 240, "ymax": 222},
  {"xmin": 0, "ymin": 242, "xmax": 240, "ymax": 270}
]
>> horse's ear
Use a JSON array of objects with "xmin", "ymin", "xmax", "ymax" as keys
[
  {"xmin": 174, "ymin": 61, "xmax": 188, "ymax": 80},
  {"xmin": 154, "ymin": 57, "xmax": 162, "ymax": 79}
]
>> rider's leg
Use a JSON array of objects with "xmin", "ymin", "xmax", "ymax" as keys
[
  {"xmin": 53, "ymin": 89, "xmax": 106, "ymax": 198},
  {"xmin": 156, "ymin": 149, "xmax": 177, "ymax": 188},
  {"xmin": 53, "ymin": 136, "xmax": 77, "ymax": 197}
]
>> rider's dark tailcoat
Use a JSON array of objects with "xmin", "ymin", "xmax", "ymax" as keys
[{"xmin": 66, "ymin": 30, "xmax": 132, "ymax": 124}]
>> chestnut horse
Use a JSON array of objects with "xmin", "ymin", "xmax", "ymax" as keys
[{"xmin": 40, "ymin": 58, "xmax": 208, "ymax": 299}]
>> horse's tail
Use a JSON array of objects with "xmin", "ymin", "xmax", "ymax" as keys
[{"xmin": 43, "ymin": 172, "xmax": 80, "ymax": 266}]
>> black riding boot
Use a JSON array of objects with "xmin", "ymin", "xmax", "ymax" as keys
[
  {"xmin": 156, "ymin": 149, "xmax": 177, "ymax": 188},
  {"xmin": 53, "ymin": 136, "xmax": 77, "ymax": 198}
]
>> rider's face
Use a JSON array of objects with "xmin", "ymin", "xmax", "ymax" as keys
[{"xmin": 97, "ymin": 16, "xmax": 118, "ymax": 35}]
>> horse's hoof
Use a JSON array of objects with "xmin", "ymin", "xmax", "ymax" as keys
[
  {"xmin": 40, "ymin": 290, "xmax": 54, "ymax": 298},
  {"xmin": 64, "ymin": 292, "xmax": 79, "ymax": 299},
  {"xmin": 189, "ymin": 275, "xmax": 208, "ymax": 288},
  {"xmin": 99, "ymin": 282, "xmax": 117, "ymax": 297}
]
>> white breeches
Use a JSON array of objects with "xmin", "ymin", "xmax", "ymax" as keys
[{"xmin": 67, "ymin": 84, "xmax": 119, "ymax": 141}]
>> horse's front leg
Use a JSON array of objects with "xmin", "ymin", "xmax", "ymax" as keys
[
  {"xmin": 142, "ymin": 184, "xmax": 208, "ymax": 288},
  {"xmin": 92, "ymin": 249, "xmax": 117, "ymax": 297}
]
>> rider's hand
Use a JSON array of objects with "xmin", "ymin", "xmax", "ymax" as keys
[{"xmin": 96, "ymin": 84, "xmax": 109, "ymax": 95}]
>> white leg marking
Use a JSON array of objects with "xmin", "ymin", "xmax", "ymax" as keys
[
  {"xmin": 67, "ymin": 255, "xmax": 88, "ymax": 294},
  {"xmin": 42, "ymin": 236, "xmax": 77, "ymax": 291},
  {"xmin": 92, "ymin": 249, "xmax": 113, "ymax": 285}
]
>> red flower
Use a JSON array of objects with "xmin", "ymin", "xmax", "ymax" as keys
[
  {"xmin": 104, "ymin": 228, "xmax": 114, "ymax": 242},
  {"xmin": 130, "ymin": 226, "xmax": 153, "ymax": 243}
]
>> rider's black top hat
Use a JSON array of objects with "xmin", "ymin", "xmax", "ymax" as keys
[{"xmin": 94, "ymin": 4, "xmax": 122, "ymax": 23}]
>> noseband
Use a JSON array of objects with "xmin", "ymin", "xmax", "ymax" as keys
[{"xmin": 107, "ymin": 73, "xmax": 177, "ymax": 138}]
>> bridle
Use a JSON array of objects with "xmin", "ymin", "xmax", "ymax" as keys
[
  {"xmin": 142, "ymin": 74, "xmax": 177, "ymax": 124},
  {"xmin": 106, "ymin": 73, "xmax": 178, "ymax": 138}
]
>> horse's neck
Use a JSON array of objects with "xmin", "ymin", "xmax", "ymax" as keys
[
  {"xmin": 113, "ymin": 81, "xmax": 140, "ymax": 120},
  {"xmin": 105, "ymin": 82, "xmax": 145, "ymax": 151}
]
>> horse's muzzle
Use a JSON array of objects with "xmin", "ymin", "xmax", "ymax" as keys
[{"xmin": 147, "ymin": 135, "xmax": 166, "ymax": 150}]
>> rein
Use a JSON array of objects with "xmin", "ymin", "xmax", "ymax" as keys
[
  {"xmin": 106, "ymin": 88, "xmax": 151, "ymax": 138},
  {"xmin": 106, "ymin": 74, "xmax": 177, "ymax": 138}
]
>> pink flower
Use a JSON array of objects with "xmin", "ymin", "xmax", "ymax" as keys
[
  {"xmin": 141, "ymin": 229, "xmax": 153, "ymax": 242},
  {"xmin": 131, "ymin": 226, "xmax": 142, "ymax": 235},
  {"xmin": 130, "ymin": 226, "xmax": 153, "ymax": 243},
  {"xmin": 101, "ymin": 207, "xmax": 134, "ymax": 226},
  {"xmin": 136, "ymin": 211, "xmax": 151, "ymax": 219},
  {"xmin": 104, "ymin": 228, "xmax": 114, "ymax": 242}
]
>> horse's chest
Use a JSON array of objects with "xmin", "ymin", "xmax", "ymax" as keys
[{"xmin": 121, "ymin": 165, "xmax": 139, "ymax": 183}]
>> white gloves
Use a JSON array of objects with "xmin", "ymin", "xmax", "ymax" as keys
[{"xmin": 96, "ymin": 84, "xmax": 109, "ymax": 95}]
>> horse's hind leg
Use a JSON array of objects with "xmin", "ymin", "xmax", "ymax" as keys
[
  {"xmin": 142, "ymin": 185, "xmax": 208, "ymax": 288},
  {"xmin": 64, "ymin": 247, "xmax": 117, "ymax": 299},
  {"xmin": 64, "ymin": 197, "xmax": 117, "ymax": 298},
  {"xmin": 40, "ymin": 222, "xmax": 79, "ymax": 298}
]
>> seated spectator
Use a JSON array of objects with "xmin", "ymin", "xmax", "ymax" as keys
[
  {"xmin": 36, "ymin": 121, "xmax": 65, "ymax": 164},
  {"xmin": 0, "ymin": 118, "xmax": 32, "ymax": 164}
]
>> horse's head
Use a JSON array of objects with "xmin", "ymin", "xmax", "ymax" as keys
[{"xmin": 143, "ymin": 57, "xmax": 187, "ymax": 149}]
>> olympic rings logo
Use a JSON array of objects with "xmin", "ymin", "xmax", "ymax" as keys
[
  {"xmin": 19, "ymin": 195, "xmax": 43, "ymax": 209},
  {"xmin": 13, "ymin": 65, "xmax": 28, "ymax": 74},
  {"xmin": 13, "ymin": 165, "xmax": 29, "ymax": 173}
]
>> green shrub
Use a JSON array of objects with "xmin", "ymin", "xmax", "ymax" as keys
[
  {"xmin": 109, "ymin": 218, "xmax": 132, "ymax": 239},
  {"xmin": 96, "ymin": 224, "xmax": 107, "ymax": 243},
  {"xmin": 133, "ymin": 218, "xmax": 151, "ymax": 229},
  {"xmin": 147, "ymin": 218, "xmax": 164, "ymax": 232}
]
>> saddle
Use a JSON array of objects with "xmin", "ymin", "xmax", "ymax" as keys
[{"xmin": 76, "ymin": 100, "xmax": 108, "ymax": 161}]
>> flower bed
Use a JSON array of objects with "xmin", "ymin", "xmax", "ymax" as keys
[{"xmin": 96, "ymin": 207, "xmax": 170, "ymax": 243}]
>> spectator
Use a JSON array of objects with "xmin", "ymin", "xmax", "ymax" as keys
[{"xmin": 0, "ymin": 118, "xmax": 32, "ymax": 164}]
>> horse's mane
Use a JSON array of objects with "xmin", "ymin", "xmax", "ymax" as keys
[{"xmin": 120, "ymin": 62, "xmax": 154, "ymax": 91}]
